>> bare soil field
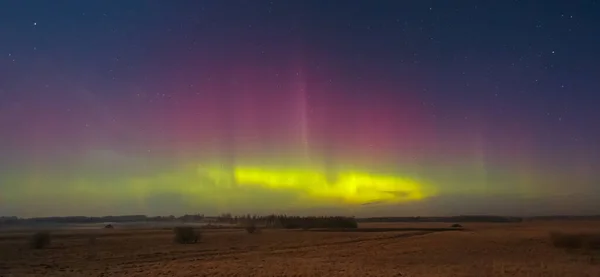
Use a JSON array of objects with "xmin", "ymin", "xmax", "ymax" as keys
[{"xmin": 0, "ymin": 221, "xmax": 599, "ymax": 277}]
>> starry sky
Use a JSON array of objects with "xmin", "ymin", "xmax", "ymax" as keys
[{"xmin": 1, "ymin": 1, "xmax": 599, "ymax": 218}]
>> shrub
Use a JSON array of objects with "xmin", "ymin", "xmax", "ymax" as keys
[
  {"xmin": 30, "ymin": 231, "xmax": 51, "ymax": 249},
  {"xmin": 549, "ymin": 231, "xmax": 600, "ymax": 250},
  {"xmin": 550, "ymin": 232, "xmax": 583, "ymax": 249},
  {"xmin": 451, "ymin": 224, "xmax": 463, "ymax": 228},
  {"xmin": 245, "ymin": 224, "xmax": 257, "ymax": 234},
  {"xmin": 173, "ymin": 226, "xmax": 200, "ymax": 244},
  {"xmin": 244, "ymin": 221, "xmax": 258, "ymax": 234},
  {"xmin": 241, "ymin": 218, "xmax": 258, "ymax": 234},
  {"xmin": 587, "ymin": 234, "xmax": 600, "ymax": 250}
]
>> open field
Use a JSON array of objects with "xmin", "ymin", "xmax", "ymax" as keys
[{"xmin": 1, "ymin": 221, "xmax": 599, "ymax": 277}]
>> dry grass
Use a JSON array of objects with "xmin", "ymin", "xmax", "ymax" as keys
[{"xmin": 0, "ymin": 221, "xmax": 599, "ymax": 276}]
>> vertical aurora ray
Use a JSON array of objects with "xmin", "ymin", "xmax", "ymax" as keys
[{"xmin": 294, "ymin": 68, "xmax": 311, "ymax": 162}]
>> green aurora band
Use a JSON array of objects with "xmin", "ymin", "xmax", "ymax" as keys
[{"xmin": 2, "ymin": 152, "xmax": 591, "ymax": 217}]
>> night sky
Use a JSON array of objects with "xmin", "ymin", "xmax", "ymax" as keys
[{"xmin": 1, "ymin": 1, "xmax": 599, "ymax": 217}]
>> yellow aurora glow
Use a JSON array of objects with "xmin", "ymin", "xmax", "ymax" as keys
[
  {"xmin": 198, "ymin": 165, "xmax": 436, "ymax": 204},
  {"xmin": 2, "ymin": 161, "xmax": 442, "ymax": 217}
]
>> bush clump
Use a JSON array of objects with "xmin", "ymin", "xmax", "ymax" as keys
[
  {"xmin": 550, "ymin": 231, "xmax": 600, "ymax": 250},
  {"xmin": 451, "ymin": 223, "xmax": 463, "ymax": 228},
  {"xmin": 245, "ymin": 224, "xmax": 257, "ymax": 234},
  {"xmin": 30, "ymin": 231, "xmax": 51, "ymax": 249},
  {"xmin": 244, "ymin": 220, "xmax": 258, "ymax": 234},
  {"xmin": 173, "ymin": 226, "xmax": 200, "ymax": 244}
]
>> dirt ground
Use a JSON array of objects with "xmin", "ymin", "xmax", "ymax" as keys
[{"xmin": 0, "ymin": 221, "xmax": 598, "ymax": 277}]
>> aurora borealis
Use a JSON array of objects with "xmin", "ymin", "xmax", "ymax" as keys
[{"xmin": 1, "ymin": 1, "xmax": 599, "ymax": 217}]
